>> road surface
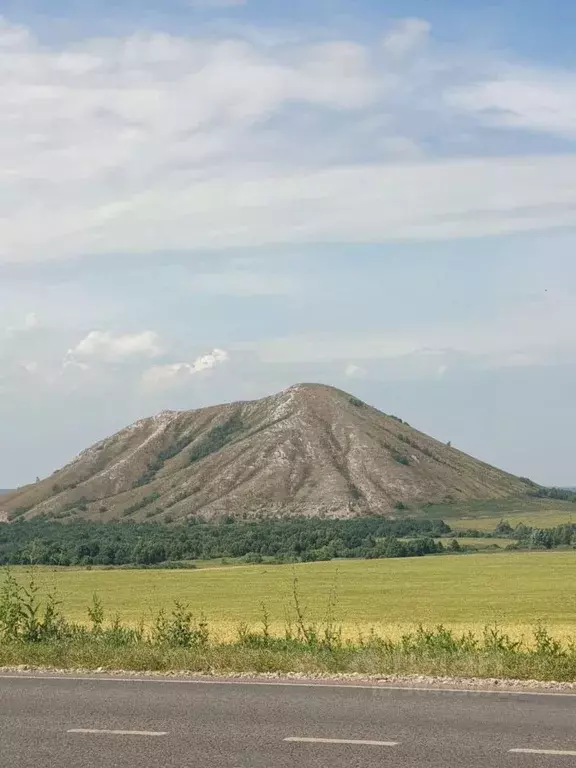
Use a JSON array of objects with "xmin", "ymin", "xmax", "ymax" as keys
[{"xmin": 1, "ymin": 674, "xmax": 575, "ymax": 766}]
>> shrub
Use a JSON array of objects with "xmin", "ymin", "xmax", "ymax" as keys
[
  {"xmin": 494, "ymin": 520, "xmax": 514, "ymax": 536},
  {"xmin": 243, "ymin": 552, "xmax": 264, "ymax": 564},
  {"xmin": 7, "ymin": 506, "xmax": 32, "ymax": 521},
  {"xmin": 189, "ymin": 414, "xmax": 245, "ymax": 463},
  {"xmin": 123, "ymin": 493, "xmax": 161, "ymax": 516},
  {"xmin": 153, "ymin": 602, "xmax": 209, "ymax": 648}
]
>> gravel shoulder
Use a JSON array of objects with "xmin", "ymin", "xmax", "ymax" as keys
[{"xmin": 2, "ymin": 666, "xmax": 575, "ymax": 693}]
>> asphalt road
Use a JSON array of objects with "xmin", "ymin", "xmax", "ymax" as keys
[{"xmin": 1, "ymin": 674, "xmax": 576, "ymax": 767}]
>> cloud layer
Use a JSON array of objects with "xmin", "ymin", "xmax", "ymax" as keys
[
  {"xmin": 244, "ymin": 291, "xmax": 576, "ymax": 372},
  {"xmin": 1, "ymin": 11, "xmax": 576, "ymax": 488},
  {"xmin": 0, "ymin": 16, "xmax": 575, "ymax": 263}
]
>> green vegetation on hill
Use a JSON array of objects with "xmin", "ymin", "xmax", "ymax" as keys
[{"xmin": 189, "ymin": 413, "xmax": 245, "ymax": 463}]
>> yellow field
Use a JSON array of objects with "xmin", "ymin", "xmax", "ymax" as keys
[
  {"xmin": 448, "ymin": 537, "xmax": 512, "ymax": 547},
  {"xmin": 433, "ymin": 497, "xmax": 575, "ymax": 532},
  {"xmin": 450, "ymin": 511, "xmax": 575, "ymax": 532},
  {"xmin": 20, "ymin": 551, "xmax": 576, "ymax": 642},
  {"xmin": 416, "ymin": 537, "xmax": 513, "ymax": 549}
]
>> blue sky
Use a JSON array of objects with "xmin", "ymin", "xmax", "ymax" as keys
[
  {"xmin": 0, "ymin": 0, "xmax": 575, "ymax": 487},
  {"xmin": 5, "ymin": 0, "xmax": 576, "ymax": 57}
]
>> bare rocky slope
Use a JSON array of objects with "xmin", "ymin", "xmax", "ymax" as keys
[{"xmin": 1, "ymin": 383, "xmax": 533, "ymax": 522}]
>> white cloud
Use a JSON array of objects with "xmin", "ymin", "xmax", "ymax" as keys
[
  {"xmin": 382, "ymin": 18, "xmax": 430, "ymax": 58},
  {"xmin": 345, "ymin": 363, "xmax": 367, "ymax": 379},
  {"xmin": 142, "ymin": 348, "xmax": 229, "ymax": 388},
  {"xmin": 6, "ymin": 155, "xmax": 576, "ymax": 261},
  {"xmin": 244, "ymin": 293, "xmax": 576, "ymax": 373},
  {"xmin": 448, "ymin": 69, "xmax": 576, "ymax": 139},
  {"xmin": 67, "ymin": 330, "xmax": 163, "ymax": 363},
  {"xmin": 193, "ymin": 348, "xmax": 229, "ymax": 372},
  {"xmin": 0, "ymin": 17, "xmax": 575, "ymax": 264}
]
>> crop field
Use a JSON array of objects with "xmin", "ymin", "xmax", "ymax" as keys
[
  {"xmin": 19, "ymin": 550, "xmax": 576, "ymax": 642},
  {"xmin": 423, "ymin": 497, "xmax": 575, "ymax": 531},
  {"xmin": 441, "ymin": 537, "xmax": 513, "ymax": 549},
  {"xmin": 400, "ymin": 537, "xmax": 513, "ymax": 549},
  {"xmin": 450, "ymin": 512, "xmax": 575, "ymax": 532}
]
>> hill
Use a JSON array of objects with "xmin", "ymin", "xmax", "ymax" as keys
[{"xmin": 0, "ymin": 383, "xmax": 534, "ymax": 522}]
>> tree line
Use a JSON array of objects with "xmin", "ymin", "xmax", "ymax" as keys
[
  {"xmin": 0, "ymin": 516, "xmax": 450, "ymax": 566},
  {"xmin": 494, "ymin": 520, "xmax": 576, "ymax": 550}
]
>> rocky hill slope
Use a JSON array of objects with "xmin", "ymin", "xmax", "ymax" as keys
[{"xmin": 1, "ymin": 383, "xmax": 533, "ymax": 522}]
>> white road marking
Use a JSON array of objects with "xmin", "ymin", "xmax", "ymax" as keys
[
  {"xmin": 510, "ymin": 748, "xmax": 576, "ymax": 757},
  {"xmin": 1, "ymin": 673, "xmax": 575, "ymax": 697},
  {"xmin": 68, "ymin": 728, "xmax": 168, "ymax": 737},
  {"xmin": 284, "ymin": 737, "xmax": 398, "ymax": 747}
]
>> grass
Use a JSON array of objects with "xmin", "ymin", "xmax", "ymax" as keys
[
  {"xmin": 2, "ymin": 561, "xmax": 576, "ymax": 681},
  {"xmin": 14, "ymin": 551, "xmax": 576, "ymax": 642},
  {"xmin": 4, "ymin": 634, "xmax": 576, "ymax": 681}
]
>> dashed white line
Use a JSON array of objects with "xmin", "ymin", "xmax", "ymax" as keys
[
  {"xmin": 510, "ymin": 748, "xmax": 576, "ymax": 757},
  {"xmin": 284, "ymin": 737, "xmax": 398, "ymax": 747},
  {"xmin": 67, "ymin": 728, "xmax": 168, "ymax": 737}
]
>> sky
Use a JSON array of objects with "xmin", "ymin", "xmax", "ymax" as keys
[{"xmin": 1, "ymin": 0, "xmax": 575, "ymax": 488}]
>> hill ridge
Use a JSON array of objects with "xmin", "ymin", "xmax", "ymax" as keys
[{"xmin": 1, "ymin": 383, "xmax": 533, "ymax": 522}]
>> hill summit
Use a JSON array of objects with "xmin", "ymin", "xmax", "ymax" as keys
[{"xmin": 2, "ymin": 383, "xmax": 532, "ymax": 522}]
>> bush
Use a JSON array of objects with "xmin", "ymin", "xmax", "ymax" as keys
[
  {"xmin": 243, "ymin": 552, "xmax": 264, "ymax": 564},
  {"xmin": 494, "ymin": 520, "xmax": 514, "ymax": 536},
  {"xmin": 153, "ymin": 602, "xmax": 209, "ymax": 648},
  {"xmin": 0, "ymin": 571, "xmax": 66, "ymax": 643}
]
